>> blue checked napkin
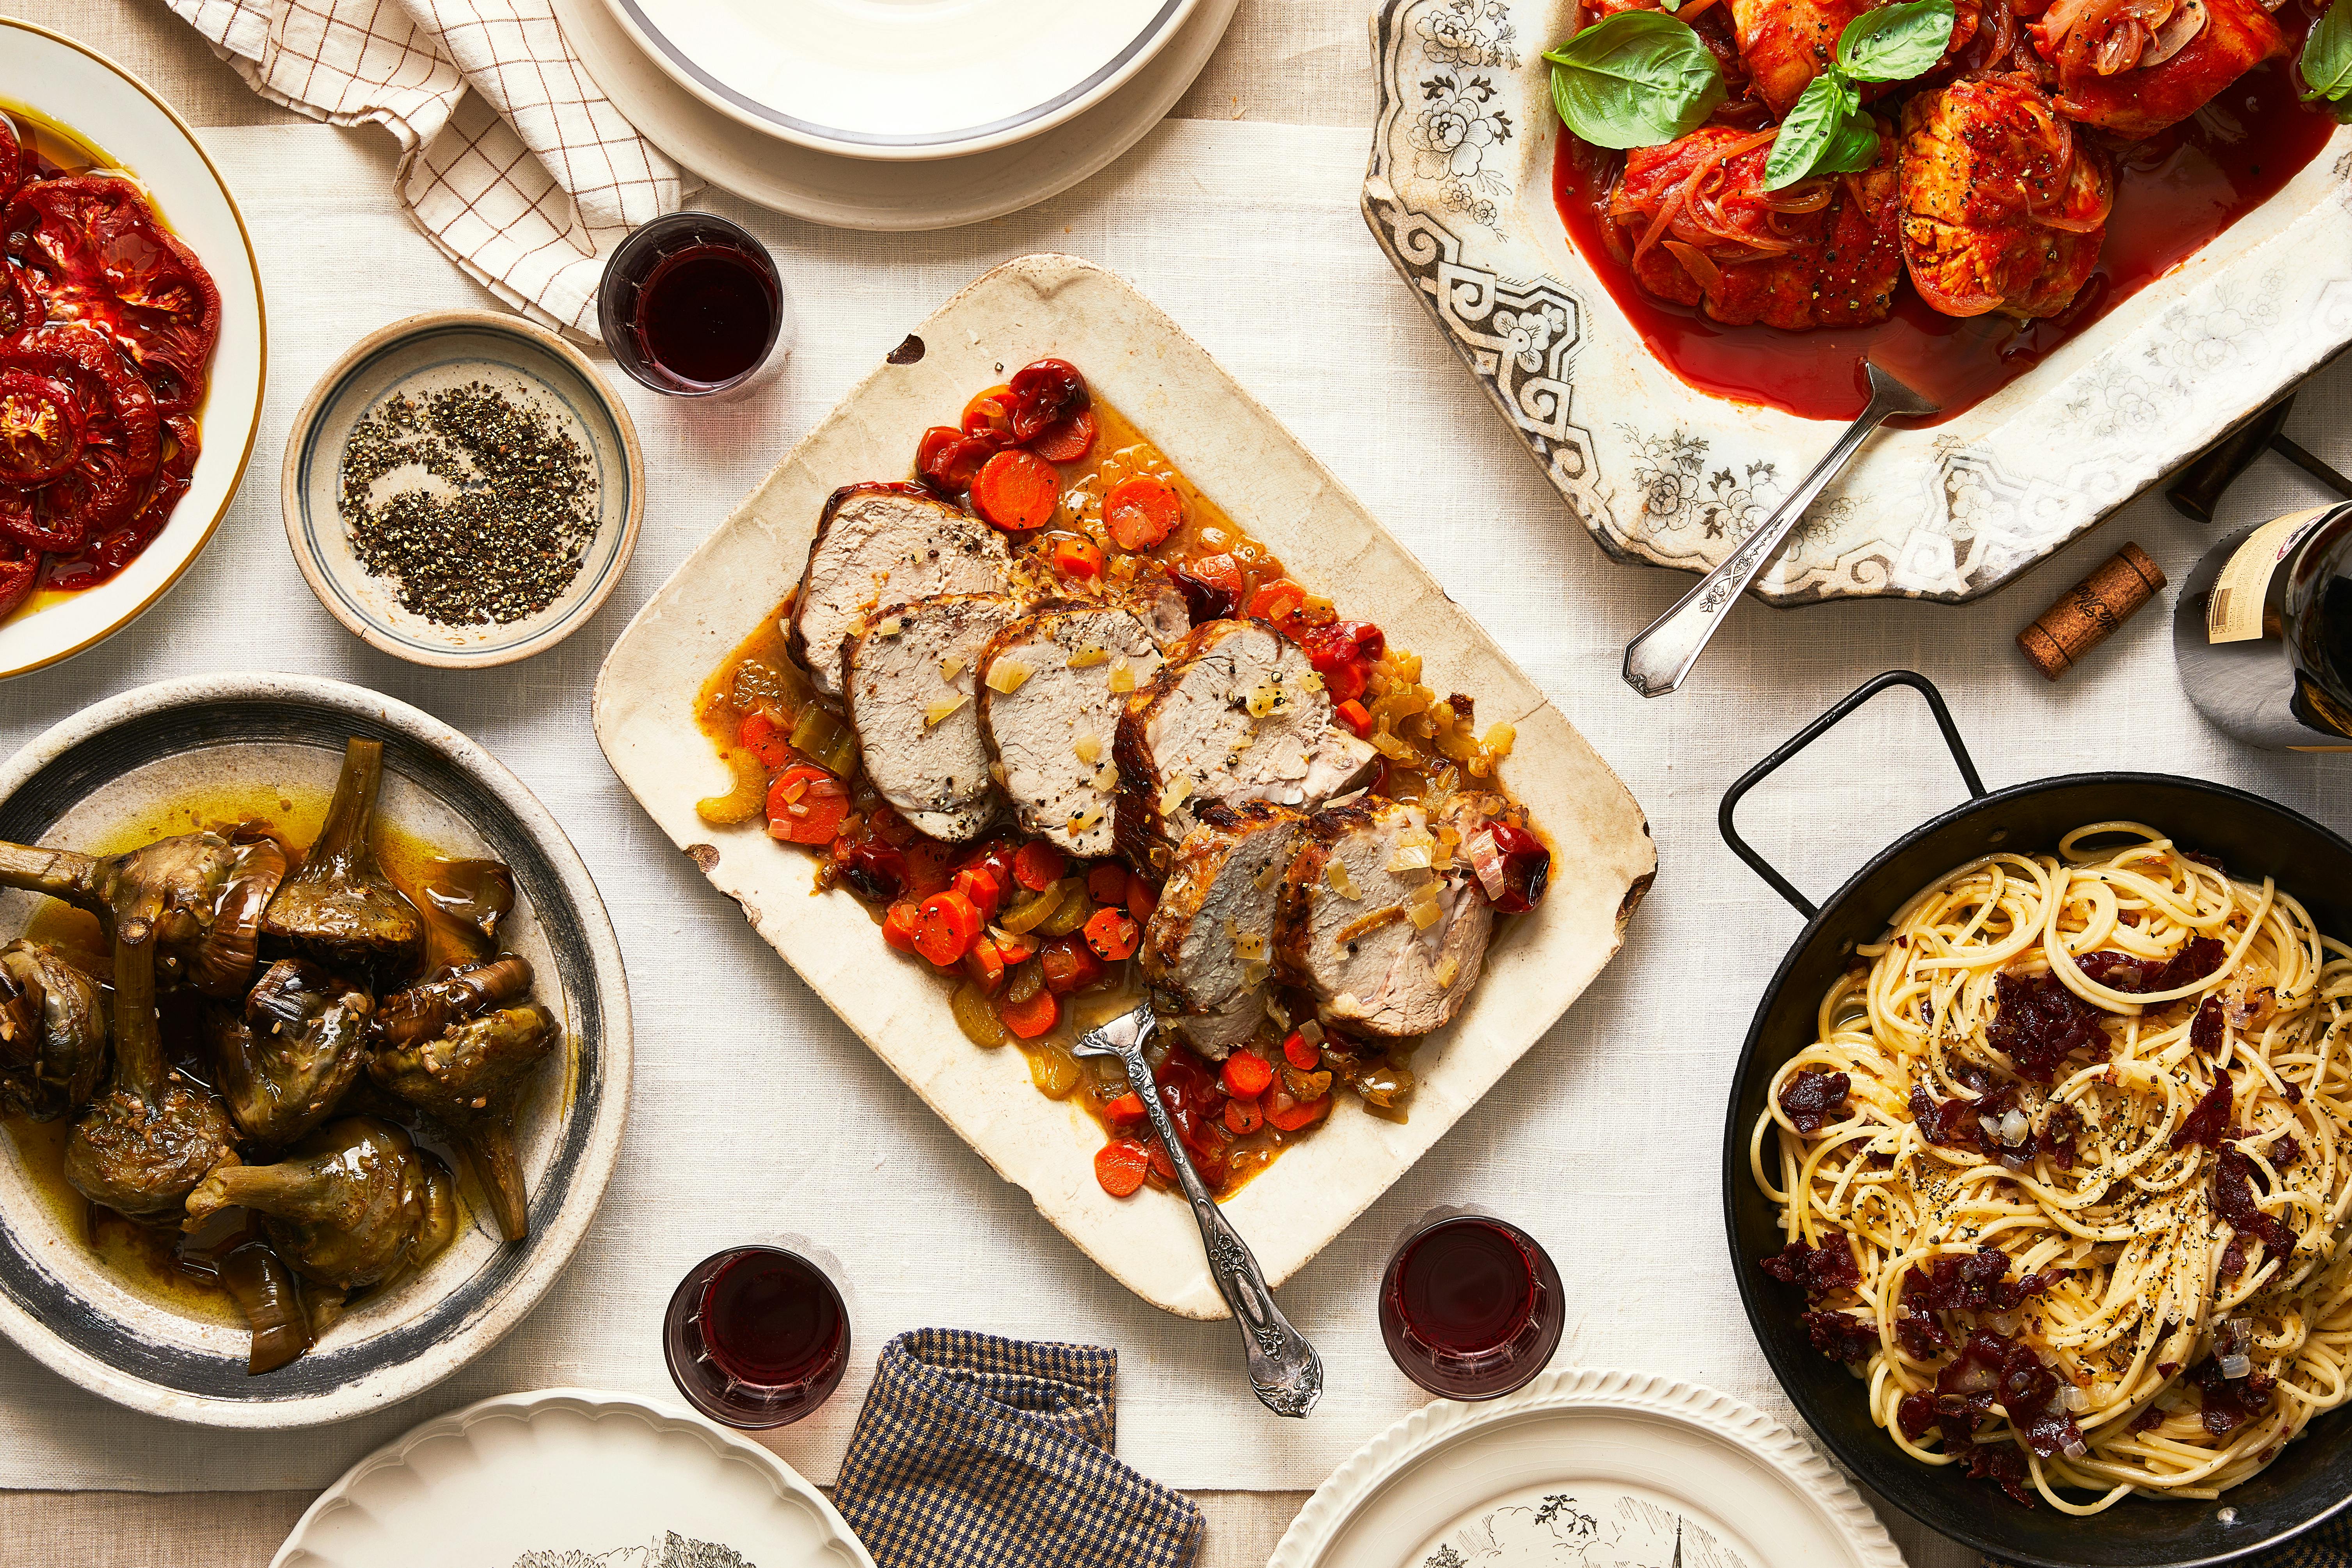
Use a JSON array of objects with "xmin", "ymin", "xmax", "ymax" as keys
[
  {"xmin": 1985, "ymin": 1517, "xmax": 2351, "ymax": 1566},
  {"xmin": 832, "ymin": 1329, "xmax": 1205, "ymax": 1568}
]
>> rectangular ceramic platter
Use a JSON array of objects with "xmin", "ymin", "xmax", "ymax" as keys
[
  {"xmin": 595, "ymin": 257, "xmax": 1655, "ymax": 1318},
  {"xmin": 1364, "ymin": 0, "xmax": 2352, "ymax": 606}
]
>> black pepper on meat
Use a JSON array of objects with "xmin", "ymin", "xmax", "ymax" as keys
[{"xmin": 338, "ymin": 382, "xmax": 599, "ymax": 626}]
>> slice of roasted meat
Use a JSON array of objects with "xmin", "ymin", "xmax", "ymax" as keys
[
  {"xmin": 1139, "ymin": 803, "xmax": 1305, "ymax": 1060},
  {"xmin": 842, "ymin": 592, "xmax": 1021, "ymax": 844},
  {"xmin": 1898, "ymin": 76, "xmax": 2114, "ymax": 320},
  {"xmin": 1605, "ymin": 123, "xmax": 1902, "ymax": 331},
  {"xmin": 2030, "ymin": 0, "xmax": 2285, "ymax": 137},
  {"xmin": 1114, "ymin": 618, "xmax": 1377, "ymax": 872},
  {"xmin": 1278, "ymin": 796, "xmax": 1499, "ymax": 1039},
  {"xmin": 977, "ymin": 600, "xmax": 1168, "ymax": 857},
  {"xmin": 789, "ymin": 482, "xmax": 1015, "ymax": 699}
]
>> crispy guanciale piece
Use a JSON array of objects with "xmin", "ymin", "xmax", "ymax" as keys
[
  {"xmin": 1898, "ymin": 76, "xmax": 2114, "ymax": 320},
  {"xmin": 1139, "ymin": 802, "xmax": 1306, "ymax": 1060},
  {"xmin": 261, "ymin": 738, "xmax": 426, "ymax": 988},
  {"xmin": 1607, "ymin": 123, "xmax": 1904, "ymax": 330},
  {"xmin": 0, "ymin": 823, "xmax": 285, "ymax": 998},
  {"xmin": 0, "ymin": 939, "xmax": 107, "ymax": 1121},
  {"xmin": 1727, "ymin": 0, "xmax": 1983, "ymax": 113},
  {"xmin": 183, "ymin": 1117, "xmax": 457, "ymax": 1293},
  {"xmin": 370, "ymin": 1001, "xmax": 557, "ymax": 1243},
  {"xmin": 2030, "ymin": 0, "xmax": 2286, "ymax": 137}
]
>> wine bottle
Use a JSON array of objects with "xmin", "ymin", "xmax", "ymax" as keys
[{"xmin": 2173, "ymin": 502, "xmax": 2352, "ymax": 751}]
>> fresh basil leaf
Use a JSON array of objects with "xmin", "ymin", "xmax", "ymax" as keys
[
  {"xmin": 1764, "ymin": 73, "xmax": 1862, "ymax": 189},
  {"xmin": 1545, "ymin": 12, "xmax": 1728, "ymax": 149},
  {"xmin": 1837, "ymin": 0, "xmax": 1957, "ymax": 82},
  {"xmin": 2303, "ymin": 0, "xmax": 2352, "ymax": 103},
  {"xmin": 1819, "ymin": 112, "xmax": 1885, "ymax": 173}
]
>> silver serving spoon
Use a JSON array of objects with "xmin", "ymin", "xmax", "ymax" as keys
[
  {"xmin": 1621, "ymin": 362, "xmax": 1940, "ymax": 698},
  {"xmin": 1072, "ymin": 1004, "xmax": 1323, "ymax": 1418}
]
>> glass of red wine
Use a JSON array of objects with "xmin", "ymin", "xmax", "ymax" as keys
[
  {"xmin": 663, "ymin": 1243, "xmax": 850, "ymax": 1428},
  {"xmin": 598, "ymin": 212, "xmax": 785, "ymax": 398},
  {"xmin": 1378, "ymin": 1211, "xmax": 1564, "ymax": 1401}
]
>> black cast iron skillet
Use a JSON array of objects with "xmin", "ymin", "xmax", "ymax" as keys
[{"xmin": 1717, "ymin": 670, "xmax": 2352, "ymax": 1568}]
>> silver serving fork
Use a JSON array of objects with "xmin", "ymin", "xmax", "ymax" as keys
[{"xmin": 1072, "ymin": 1004, "xmax": 1323, "ymax": 1418}]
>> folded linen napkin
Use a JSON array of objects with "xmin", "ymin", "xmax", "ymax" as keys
[
  {"xmin": 833, "ymin": 1329, "xmax": 1204, "ymax": 1568},
  {"xmin": 163, "ymin": 0, "xmax": 690, "ymax": 339},
  {"xmin": 1986, "ymin": 1516, "xmax": 2351, "ymax": 1567}
]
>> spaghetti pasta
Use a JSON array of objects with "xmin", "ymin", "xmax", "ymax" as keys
[{"xmin": 1750, "ymin": 822, "xmax": 2352, "ymax": 1511}]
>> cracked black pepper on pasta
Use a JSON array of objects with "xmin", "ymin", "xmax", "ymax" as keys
[{"xmin": 337, "ymin": 382, "xmax": 599, "ymax": 626}]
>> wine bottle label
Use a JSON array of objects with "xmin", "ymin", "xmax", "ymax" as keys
[{"xmin": 2207, "ymin": 508, "xmax": 2333, "ymax": 644}]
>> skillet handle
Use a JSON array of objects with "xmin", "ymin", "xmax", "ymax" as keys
[{"xmin": 1718, "ymin": 670, "xmax": 1987, "ymax": 919}]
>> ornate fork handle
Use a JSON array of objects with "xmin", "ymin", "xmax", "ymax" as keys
[
  {"xmin": 1077, "ymin": 1008, "xmax": 1322, "ymax": 1418},
  {"xmin": 1622, "ymin": 363, "xmax": 1940, "ymax": 699}
]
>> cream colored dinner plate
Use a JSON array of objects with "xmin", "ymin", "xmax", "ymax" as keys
[
  {"xmin": 602, "ymin": 0, "xmax": 1200, "ymax": 161},
  {"xmin": 591, "ymin": 254, "xmax": 1656, "ymax": 1319},
  {"xmin": 1270, "ymin": 1368, "xmax": 1907, "ymax": 1568},
  {"xmin": 273, "ymin": 1389, "xmax": 874, "ymax": 1568},
  {"xmin": 0, "ymin": 22, "xmax": 266, "ymax": 678},
  {"xmin": 553, "ymin": 0, "xmax": 1240, "ymax": 230}
]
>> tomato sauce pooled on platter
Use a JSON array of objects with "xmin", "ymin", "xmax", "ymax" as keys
[
  {"xmin": 1552, "ymin": 49, "xmax": 2339, "ymax": 425},
  {"xmin": 0, "ymin": 103, "xmax": 221, "ymax": 617}
]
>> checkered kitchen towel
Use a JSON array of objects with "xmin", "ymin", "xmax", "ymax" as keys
[
  {"xmin": 164, "ymin": 0, "xmax": 690, "ymax": 339},
  {"xmin": 1986, "ymin": 1516, "xmax": 2352, "ymax": 1567},
  {"xmin": 833, "ymin": 1330, "xmax": 1204, "ymax": 1568}
]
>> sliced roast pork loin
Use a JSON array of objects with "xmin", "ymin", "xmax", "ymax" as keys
[
  {"xmin": 1138, "ymin": 803, "xmax": 1305, "ymax": 1060},
  {"xmin": 841, "ymin": 593, "xmax": 1021, "ymax": 843},
  {"xmin": 789, "ymin": 483, "xmax": 1015, "ymax": 698},
  {"xmin": 1277, "ymin": 794, "xmax": 1498, "ymax": 1039},
  {"xmin": 1113, "ymin": 618, "xmax": 1377, "ymax": 873},
  {"xmin": 975, "ymin": 601, "xmax": 1169, "ymax": 857}
]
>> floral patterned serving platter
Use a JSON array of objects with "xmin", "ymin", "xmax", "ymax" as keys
[
  {"xmin": 1364, "ymin": 0, "xmax": 2352, "ymax": 605},
  {"xmin": 1268, "ymin": 1367, "xmax": 1906, "ymax": 1568}
]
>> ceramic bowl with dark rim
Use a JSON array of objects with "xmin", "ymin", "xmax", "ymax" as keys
[
  {"xmin": 282, "ymin": 311, "xmax": 644, "ymax": 669},
  {"xmin": 0, "ymin": 675, "xmax": 631, "ymax": 1426}
]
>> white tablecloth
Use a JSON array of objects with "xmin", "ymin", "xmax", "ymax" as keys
[{"xmin": 0, "ymin": 110, "xmax": 2345, "ymax": 1557}]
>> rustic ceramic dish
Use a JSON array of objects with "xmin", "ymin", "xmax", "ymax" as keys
[
  {"xmin": 1268, "ymin": 1366, "xmax": 1907, "ymax": 1568},
  {"xmin": 273, "ymin": 1388, "xmax": 872, "ymax": 1568},
  {"xmin": 0, "ymin": 676, "xmax": 631, "ymax": 1426},
  {"xmin": 282, "ymin": 311, "xmax": 645, "ymax": 669},
  {"xmin": 1363, "ymin": 0, "xmax": 2352, "ymax": 606},
  {"xmin": 0, "ymin": 22, "xmax": 267, "ymax": 678},
  {"xmin": 593, "ymin": 253, "xmax": 1656, "ymax": 1319}
]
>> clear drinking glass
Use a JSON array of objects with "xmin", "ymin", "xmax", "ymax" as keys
[
  {"xmin": 1377, "ymin": 1209, "xmax": 1565, "ymax": 1400},
  {"xmin": 596, "ymin": 211, "xmax": 786, "ymax": 398},
  {"xmin": 662, "ymin": 1242, "xmax": 850, "ymax": 1428}
]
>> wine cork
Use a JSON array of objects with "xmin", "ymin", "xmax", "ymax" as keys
[{"xmin": 2016, "ymin": 544, "xmax": 2167, "ymax": 681}]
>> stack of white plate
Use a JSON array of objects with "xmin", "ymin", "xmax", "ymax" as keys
[{"xmin": 551, "ymin": 0, "xmax": 1242, "ymax": 230}]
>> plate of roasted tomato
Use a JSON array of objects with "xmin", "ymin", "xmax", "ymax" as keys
[
  {"xmin": 594, "ymin": 255, "xmax": 1656, "ymax": 1318},
  {"xmin": 0, "ymin": 21, "xmax": 264, "ymax": 677},
  {"xmin": 1364, "ymin": 0, "xmax": 2350, "ymax": 609}
]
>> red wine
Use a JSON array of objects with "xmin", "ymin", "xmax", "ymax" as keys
[
  {"xmin": 1379, "ymin": 1215, "xmax": 1564, "ymax": 1400},
  {"xmin": 632, "ymin": 246, "xmax": 774, "ymax": 387},
  {"xmin": 663, "ymin": 1246, "xmax": 849, "ymax": 1428}
]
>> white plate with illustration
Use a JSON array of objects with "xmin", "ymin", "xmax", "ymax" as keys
[
  {"xmin": 602, "ymin": 0, "xmax": 1201, "ymax": 161},
  {"xmin": 272, "ymin": 1388, "xmax": 874, "ymax": 1568},
  {"xmin": 1269, "ymin": 1367, "xmax": 1904, "ymax": 1568},
  {"xmin": 553, "ymin": 0, "xmax": 1240, "ymax": 230}
]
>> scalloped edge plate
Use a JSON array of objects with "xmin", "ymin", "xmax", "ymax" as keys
[
  {"xmin": 271, "ymin": 1388, "xmax": 874, "ymax": 1568},
  {"xmin": 1269, "ymin": 1366, "xmax": 1907, "ymax": 1568}
]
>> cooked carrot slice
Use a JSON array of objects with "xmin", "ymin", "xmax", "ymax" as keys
[
  {"xmin": 1029, "ymin": 408, "xmax": 1098, "ymax": 463},
  {"xmin": 1125, "ymin": 872, "xmax": 1157, "ymax": 923},
  {"xmin": 1267, "ymin": 1086, "xmax": 1330, "ymax": 1132},
  {"xmin": 1052, "ymin": 536, "xmax": 1104, "ymax": 579},
  {"xmin": 1084, "ymin": 907, "xmax": 1139, "ymax": 962},
  {"xmin": 737, "ymin": 711, "xmax": 795, "ymax": 769},
  {"xmin": 1224, "ymin": 1097, "xmax": 1263, "ymax": 1135},
  {"xmin": 1248, "ymin": 579, "xmax": 1306, "ymax": 623},
  {"xmin": 1183, "ymin": 551, "xmax": 1244, "ymax": 600},
  {"xmin": 882, "ymin": 900, "xmax": 921, "ymax": 954},
  {"xmin": 971, "ymin": 449, "xmax": 1061, "ymax": 533},
  {"xmin": 766, "ymin": 765, "xmax": 849, "ymax": 845},
  {"xmin": 913, "ymin": 890, "xmax": 982, "ymax": 967},
  {"xmin": 1105, "ymin": 474, "xmax": 1181, "ymax": 550},
  {"xmin": 1095, "ymin": 1138, "xmax": 1149, "ymax": 1197},
  {"xmin": 963, "ymin": 936, "xmax": 1005, "ymax": 994},
  {"xmin": 1086, "ymin": 863, "xmax": 1129, "ymax": 907},
  {"xmin": 1040, "ymin": 934, "xmax": 1105, "ymax": 994},
  {"xmin": 1105, "ymin": 1091, "xmax": 1147, "ymax": 1128},
  {"xmin": 991, "ymin": 929, "xmax": 1037, "ymax": 966},
  {"xmin": 1222, "ymin": 1050, "xmax": 1274, "ymax": 1099},
  {"xmin": 953, "ymin": 867, "xmax": 1003, "ymax": 922},
  {"xmin": 1336, "ymin": 698, "xmax": 1373, "ymax": 739},
  {"xmin": 1013, "ymin": 841, "xmax": 1067, "ymax": 891},
  {"xmin": 1001, "ymin": 987, "xmax": 1060, "ymax": 1039},
  {"xmin": 1282, "ymin": 1031, "xmax": 1320, "ymax": 1070}
]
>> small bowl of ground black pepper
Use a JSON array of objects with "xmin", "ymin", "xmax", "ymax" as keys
[{"xmin": 283, "ymin": 310, "xmax": 645, "ymax": 668}]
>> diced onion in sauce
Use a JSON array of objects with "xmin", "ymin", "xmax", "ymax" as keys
[
  {"xmin": 925, "ymin": 693, "xmax": 971, "ymax": 727},
  {"xmin": 1407, "ymin": 884, "xmax": 1443, "ymax": 929},
  {"xmin": 1482, "ymin": 723, "xmax": 1516, "ymax": 758},
  {"xmin": 1109, "ymin": 661, "xmax": 1136, "ymax": 694},
  {"xmin": 1371, "ymin": 732, "xmax": 1416, "ymax": 762},
  {"xmin": 1327, "ymin": 860, "xmax": 1360, "ymax": 900},
  {"xmin": 1092, "ymin": 762, "xmax": 1120, "ymax": 791},
  {"xmin": 1389, "ymin": 845, "xmax": 1433, "ymax": 874},
  {"xmin": 1240, "ymin": 959, "xmax": 1270, "ymax": 988},
  {"xmin": 1069, "ymin": 803, "xmax": 1106, "ymax": 832},
  {"xmin": 1396, "ymin": 824, "xmax": 1435, "ymax": 849},
  {"xmin": 1069, "ymin": 646, "xmax": 1108, "ymax": 668},
  {"xmin": 1253, "ymin": 858, "xmax": 1285, "ymax": 891},
  {"xmin": 873, "ymin": 615, "xmax": 902, "ymax": 637},
  {"xmin": 1246, "ymin": 681, "xmax": 1282, "ymax": 718},
  {"xmin": 986, "ymin": 660, "xmax": 1032, "ymax": 694},
  {"xmin": 1073, "ymin": 732, "xmax": 1102, "ymax": 764},
  {"xmin": 940, "ymin": 655, "xmax": 965, "ymax": 682},
  {"xmin": 1434, "ymin": 955, "xmax": 1459, "ymax": 988},
  {"xmin": 1158, "ymin": 776, "xmax": 1192, "ymax": 815}
]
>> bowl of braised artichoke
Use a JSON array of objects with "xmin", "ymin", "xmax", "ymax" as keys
[{"xmin": 0, "ymin": 674, "xmax": 630, "ymax": 1426}]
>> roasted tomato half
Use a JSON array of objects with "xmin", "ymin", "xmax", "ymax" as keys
[{"xmin": 0, "ymin": 323, "xmax": 160, "ymax": 552}]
